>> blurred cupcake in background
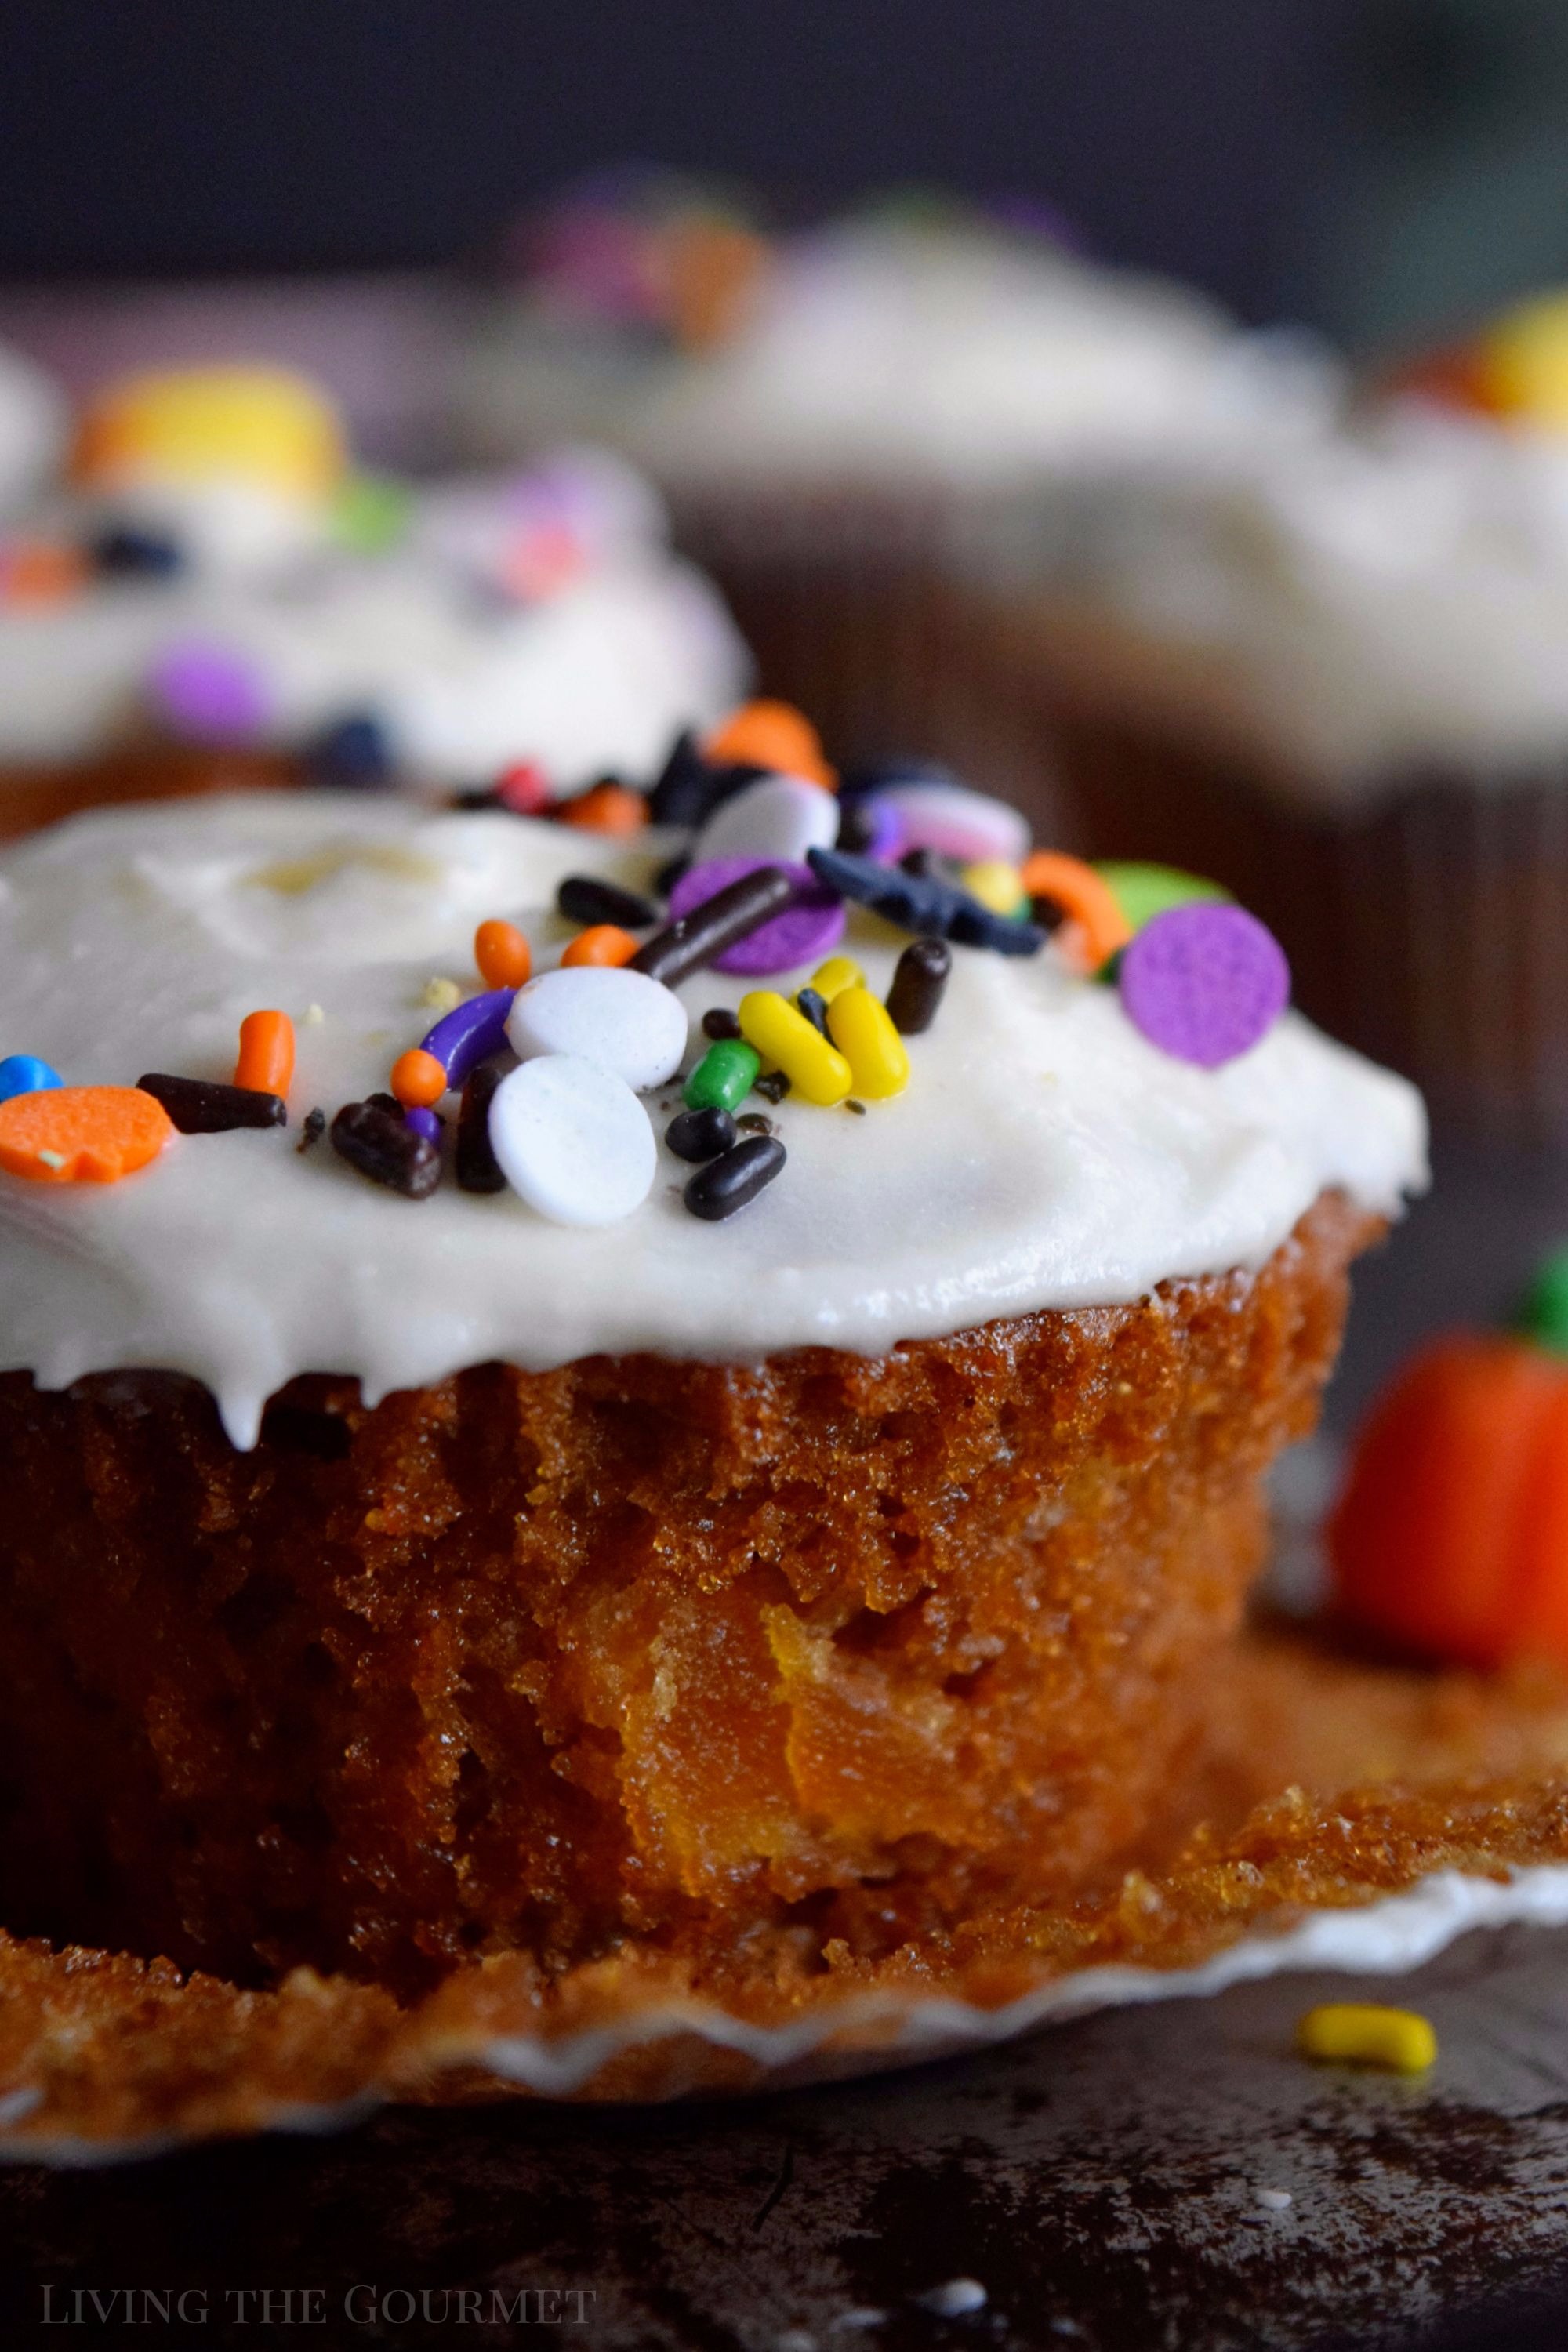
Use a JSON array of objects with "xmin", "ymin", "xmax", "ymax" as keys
[
  {"xmin": 943, "ymin": 288, "xmax": 1568, "ymax": 1144},
  {"xmin": 0, "ymin": 337, "xmax": 67, "ymax": 522},
  {"xmin": 0, "ymin": 360, "xmax": 749, "ymax": 836},
  {"xmin": 458, "ymin": 183, "xmax": 1335, "ymax": 775}
]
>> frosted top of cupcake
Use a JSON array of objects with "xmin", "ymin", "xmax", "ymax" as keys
[
  {"xmin": 0, "ymin": 793, "xmax": 1425, "ymax": 1446},
  {"xmin": 988, "ymin": 395, "xmax": 1568, "ymax": 797},
  {"xmin": 463, "ymin": 214, "xmax": 1338, "ymax": 489},
  {"xmin": 0, "ymin": 366, "xmax": 748, "ymax": 788}
]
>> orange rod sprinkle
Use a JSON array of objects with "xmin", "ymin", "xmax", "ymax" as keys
[
  {"xmin": 389, "ymin": 1048, "xmax": 448, "ymax": 1109},
  {"xmin": 474, "ymin": 919, "xmax": 532, "ymax": 990},
  {"xmin": 560, "ymin": 782, "xmax": 648, "ymax": 837},
  {"xmin": 1019, "ymin": 851, "xmax": 1134, "ymax": 975},
  {"xmin": 234, "ymin": 1010, "xmax": 295, "ymax": 1098},
  {"xmin": 561, "ymin": 924, "xmax": 639, "ymax": 968}
]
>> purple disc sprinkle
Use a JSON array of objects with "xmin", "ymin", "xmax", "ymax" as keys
[
  {"xmin": 147, "ymin": 639, "xmax": 271, "ymax": 742},
  {"xmin": 1117, "ymin": 902, "xmax": 1290, "ymax": 1069},
  {"xmin": 856, "ymin": 797, "xmax": 906, "ymax": 862},
  {"xmin": 419, "ymin": 987, "xmax": 516, "ymax": 1083},
  {"xmin": 404, "ymin": 1105, "xmax": 443, "ymax": 1145},
  {"xmin": 669, "ymin": 855, "xmax": 845, "ymax": 976}
]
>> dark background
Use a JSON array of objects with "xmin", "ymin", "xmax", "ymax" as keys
[{"xmin": 5, "ymin": 0, "xmax": 1568, "ymax": 348}]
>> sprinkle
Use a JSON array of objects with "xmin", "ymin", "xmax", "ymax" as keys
[
  {"xmin": 420, "ymin": 976, "xmax": 463, "ymax": 1014},
  {"xmin": 912, "ymin": 2281, "xmax": 987, "ymax": 2318},
  {"xmin": 736, "ymin": 1111, "xmax": 774, "ymax": 1136},
  {"xmin": 755, "ymin": 1069, "xmax": 792, "ymax": 1105},
  {"xmin": 739, "ymin": 992, "xmax": 851, "ymax": 1107},
  {"xmin": 390, "ymin": 1048, "xmax": 448, "ymax": 1109},
  {"xmin": 404, "ymin": 1105, "xmax": 442, "ymax": 1145},
  {"xmin": 668, "ymin": 856, "xmax": 845, "ymax": 977},
  {"xmin": 795, "ymin": 986, "xmax": 829, "ymax": 1036},
  {"xmin": 474, "ymin": 919, "xmax": 532, "ymax": 992},
  {"xmin": 455, "ymin": 1064, "xmax": 506, "ymax": 1193},
  {"xmin": 702, "ymin": 1007, "xmax": 742, "ymax": 1040},
  {"xmin": 330, "ymin": 1100, "xmax": 441, "ymax": 1199},
  {"xmin": 703, "ymin": 699, "xmax": 835, "ymax": 792},
  {"xmin": 684, "ymin": 1038, "xmax": 761, "ymax": 1114},
  {"xmin": 93, "ymin": 525, "xmax": 185, "ymax": 579},
  {"xmin": 507, "ymin": 967, "xmax": 687, "ymax": 1092},
  {"xmin": 560, "ymin": 779, "xmax": 647, "ymax": 836},
  {"xmin": 1020, "ymin": 851, "xmax": 1134, "ymax": 974},
  {"xmin": 844, "ymin": 1098, "xmax": 866, "ymax": 1115},
  {"xmin": 0, "ymin": 1085, "xmax": 176, "ymax": 1185},
  {"xmin": 807, "ymin": 846, "xmax": 1044, "ymax": 957},
  {"xmin": 147, "ymin": 640, "xmax": 269, "ymax": 741},
  {"xmin": 666, "ymin": 1105, "xmax": 737, "ymax": 1162},
  {"xmin": 420, "ymin": 989, "xmax": 515, "ymax": 1090},
  {"xmin": 0, "ymin": 1055, "xmax": 64, "ymax": 1105},
  {"xmin": 826, "ymin": 988, "xmax": 910, "ymax": 1100},
  {"xmin": 488, "ymin": 1054, "xmax": 656, "ymax": 1225},
  {"xmin": 307, "ymin": 710, "xmax": 393, "ymax": 787},
  {"xmin": 684, "ymin": 1133, "xmax": 786, "ymax": 1221},
  {"xmin": 494, "ymin": 760, "xmax": 553, "ymax": 817},
  {"xmin": 655, "ymin": 851, "xmax": 693, "ymax": 898},
  {"xmin": 1255, "ymin": 2189, "xmax": 1293, "ymax": 2212},
  {"xmin": 874, "ymin": 779, "xmax": 1027, "ymax": 866},
  {"xmin": 1297, "ymin": 2004, "xmax": 1436, "ymax": 2074},
  {"xmin": 557, "ymin": 873, "xmax": 657, "ymax": 931},
  {"xmin": 960, "ymin": 858, "xmax": 1028, "ymax": 916},
  {"xmin": 296, "ymin": 1107, "xmax": 326, "ymax": 1152},
  {"xmin": 695, "ymin": 773, "xmax": 840, "ymax": 868},
  {"xmin": 632, "ymin": 866, "xmax": 795, "ymax": 990},
  {"xmin": 137, "ymin": 1073, "xmax": 286, "ymax": 1134},
  {"xmin": 884, "ymin": 938, "xmax": 951, "ymax": 1036},
  {"xmin": 561, "ymin": 924, "xmax": 639, "ymax": 968},
  {"xmin": 234, "ymin": 1009, "xmax": 295, "ymax": 1099},
  {"xmin": 303, "ymin": 1004, "xmax": 325, "ymax": 1027},
  {"xmin": 1118, "ymin": 903, "xmax": 1290, "ymax": 1069},
  {"xmin": 648, "ymin": 730, "xmax": 721, "ymax": 829},
  {"xmin": 1095, "ymin": 860, "xmax": 1229, "ymax": 932},
  {"xmin": 809, "ymin": 955, "xmax": 864, "ymax": 1003}
]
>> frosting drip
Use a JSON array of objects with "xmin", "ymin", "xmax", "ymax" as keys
[{"xmin": 0, "ymin": 795, "xmax": 1427, "ymax": 1445}]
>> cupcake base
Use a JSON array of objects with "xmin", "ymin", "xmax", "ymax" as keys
[{"xmin": 0, "ymin": 1197, "xmax": 1371, "ymax": 2003}]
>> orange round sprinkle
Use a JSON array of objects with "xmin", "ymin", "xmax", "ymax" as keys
[
  {"xmin": 560, "ymin": 781, "xmax": 648, "ymax": 837},
  {"xmin": 562, "ymin": 924, "xmax": 639, "ymax": 968},
  {"xmin": 703, "ymin": 699, "xmax": 837, "ymax": 791},
  {"xmin": 0, "ymin": 1086, "xmax": 175, "ymax": 1185},
  {"xmin": 474, "ymin": 918, "xmax": 532, "ymax": 990},
  {"xmin": 233, "ymin": 1009, "xmax": 295, "ymax": 1098},
  {"xmin": 390, "ymin": 1047, "xmax": 447, "ymax": 1109},
  {"xmin": 1019, "ymin": 851, "xmax": 1134, "ymax": 975}
]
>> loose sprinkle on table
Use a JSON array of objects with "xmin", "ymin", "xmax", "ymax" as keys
[{"xmin": 1296, "ymin": 2004, "xmax": 1436, "ymax": 2074}]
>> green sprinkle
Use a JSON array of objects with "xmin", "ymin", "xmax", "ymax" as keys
[
  {"xmin": 332, "ymin": 473, "xmax": 413, "ymax": 554},
  {"xmin": 684, "ymin": 1038, "xmax": 760, "ymax": 1114},
  {"xmin": 1096, "ymin": 861, "xmax": 1229, "ymax": 933},
  {"xmin": 1519, "ymin": 1246, "xmax": 1568, "ymax": 1356}
]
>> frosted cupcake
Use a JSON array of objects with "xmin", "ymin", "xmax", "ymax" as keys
[
  {"xmin": 0, "ymin": 364, "xmax": 748, "ymax": 835},
  {"xmin": 0, "ymin": 757, "xmax": 1423, "ymax": 2043},
  {"xmin": 459, "ymin": 198, "xmax": 1332, "ymax": 768},
  {"xmin": 946, "ymin": 296, "xmax": 1568, "ymax": 1143}
]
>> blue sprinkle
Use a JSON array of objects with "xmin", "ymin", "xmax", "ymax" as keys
[
  {"xmin": 807, "ymin": 846, "xmax": 1045, "ymax": 957},
  {"xmin": 308, "ymin": 710, "xmax": 394, "ymax": 786},
  {"xmin": 0, "ymin": 1054, "xmax": 64, "ymax": 1104}
]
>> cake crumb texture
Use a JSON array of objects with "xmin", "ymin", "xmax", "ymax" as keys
[{"xmin": 0, "ymin": 1196, "xmax": 1370, "ymax": 2000}]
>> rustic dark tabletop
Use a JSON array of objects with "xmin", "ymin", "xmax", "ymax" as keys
[
  {"xmin": 5, "ymin": 1136, "xmax": 1568, "ymax": 2352},
  {"xmin": 2, "ymin": 1917, "xmax": 1567, "ymax": 2350}
]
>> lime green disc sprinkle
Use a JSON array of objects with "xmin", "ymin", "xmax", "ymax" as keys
[
  {"xmin": 1519, "ymin": 1246, "xmax": 1568, "ymax": 1356},
  {"xmin": 1095, "ymin": 862, "xmax": 1229, "ymax": 933},
  {"xmin": 333, "ymin": 473, "xmax": 414, "ymax": 554}
]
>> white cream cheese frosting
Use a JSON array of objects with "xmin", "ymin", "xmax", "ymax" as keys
[
  {"xmin": 461, "ymin": 220, "xmax": 1339, "ymax": 490},
  {"xmin": 981, "ymin": 400, "xmax": 1568, "ymax": 798},
  {"xmin": 0, "ymin": 794, "xmax": 1426, "ymax": 1446},
  {"xmin": 0, "ymin": 452, "xmax": 749, "ymax": 784}
]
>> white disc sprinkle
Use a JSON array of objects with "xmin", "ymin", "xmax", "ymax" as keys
[
  {"xmin": 695, "ymin": 773, "xmax": 840, "ymax": 866},
  {"xmin": 488, "ymin": 1054, "xmax": 656, "ymax": 1226},
  {"xmin": 506, "ymin": 966, "xmax": 687, "ymax": 1093}
]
